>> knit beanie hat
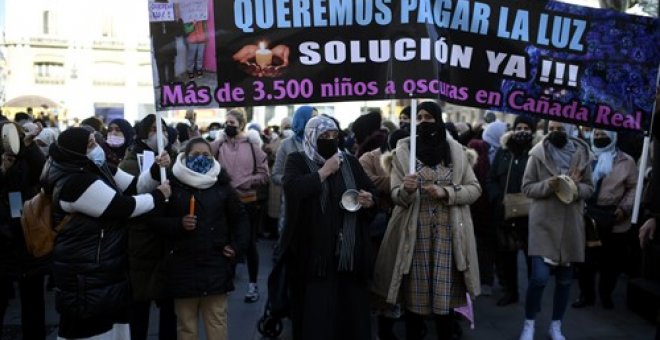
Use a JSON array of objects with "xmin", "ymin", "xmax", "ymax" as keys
[
  {"xmin": 514, "ymin": 115, "xmax": 537, "ymax": 131},
  {"xmin": 352, "ymin": 111, "xmax": 382, "ymax": 145},
  {"xmin": 81, "ymin": 116, "xmax": 104, "ymax": 132}
]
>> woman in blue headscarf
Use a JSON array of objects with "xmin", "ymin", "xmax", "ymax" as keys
[
  {"xmin": 573, "ymin": 129, "xmax": 637, "ymax": 310},
  {"xmin": 282, "ymin": 115, "xmax": 377, "ymax": 340},
  {"xmin": 271, "ymin": 106, "xmax": 317, "ymax": 239}
]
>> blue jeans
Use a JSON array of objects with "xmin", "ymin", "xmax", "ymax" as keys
[
  {"xmin": 525, "ymin": 256, "xmax": 574, "ymax": 321},
  {"xmin": 186, "ymin": 43, "xmax": 206, "ymax": 72}
]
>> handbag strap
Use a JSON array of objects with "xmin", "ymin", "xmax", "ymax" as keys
[
  {"xmin": 504, "ymin": 153, "xmax": 514, "ymax": 195},
  {"xmin": 249, "ymin": 142, "xmax": 258, "ymax": 175}
]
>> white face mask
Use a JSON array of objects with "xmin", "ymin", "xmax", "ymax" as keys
[
  {"xmin": 87, "ymin": 145, "xmax": 106, "ymax": 167},
  {"xmin": 145, "ymin": 133, "xmax": 168, "ymax": 151},
  {"xmin": 39, "ymin": 146, "xmax": 50, "ymax": 156},
  {"xmin": 106, "ymin": 134, "xmax": 125, "ymax": 148},
  {"xmin": 208, "ymin": 130, "xmax": 219, "ymax": 140}
]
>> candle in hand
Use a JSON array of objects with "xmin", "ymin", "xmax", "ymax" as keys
[
  {"xmin": 189, "ymin": 196, "xmax": 196, "ymax": 216},
  {"xmin": 255, "ymin": 41, "xmax": 273, "ymax": 67}
]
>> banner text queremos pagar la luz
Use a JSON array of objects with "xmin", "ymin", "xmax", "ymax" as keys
[{"xmin": 151, "ymin": 0, "xmax": 660, "ymax": 132}]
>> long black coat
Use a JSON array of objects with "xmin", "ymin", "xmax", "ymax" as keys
[
  {"xmin": 0, "ymin": 142, "xmax": 47, "ymax": 277},
  {"xmin": 119, "ymin": 142, "xmax": 178, "ymax": 301},
  {"xmin": 148, "ymin": 170, "xmax": 249, "ymax": 298},
  {"xmin": 282, "ymin": 152, "xmax": 377, "ymax": 340}
]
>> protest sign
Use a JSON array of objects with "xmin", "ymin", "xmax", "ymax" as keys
[
  {"xmin": 149, "ymin": 2, "xmax": 175, "ymax": 23},
  {"xmin": 179, "ymin": 0, "xmax": 208, "ymax": 23},
  {"xmin": 150, "ymin": 0, "xmax": 660, "ymax": 131}
]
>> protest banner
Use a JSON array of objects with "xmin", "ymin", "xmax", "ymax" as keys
[
  {"xmin": 149, "ymin": 2, "xmax": 175, "ymax": 23},
  {"xmin": 151, "ymin": 0, "xmax": 660, "ymax": 132},
  {"xmin": 179, "ymin": 0, "xmax": 208, "ymax": 23}
]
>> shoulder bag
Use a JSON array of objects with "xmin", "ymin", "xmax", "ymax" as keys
[{"xmin": 503, "ymin": 155, "xmax": 531, "ymax": 220}]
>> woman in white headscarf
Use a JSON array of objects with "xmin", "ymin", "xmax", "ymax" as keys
[
  {"xmin": 482, "ymin": 121, "xmax": 508, "ymax": 164},
  {"xmin": 35, "ymin": 128, "xmax": 59, "ymax": 156},
  {"xmin": 573, "ymin": 129, "xmax": 637, "ymax": 310},
  {"xmin": 282, "ymin": 115, "xmax": 377, "ymax": 340}
]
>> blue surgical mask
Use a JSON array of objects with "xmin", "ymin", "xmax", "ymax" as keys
[
  {"xmin": 87, "ymin": 145, "xmax": 106, "ymax": 167},
  {"xmin": 186, "ymin": 155, "xmax": 214, "ymax": 174}
]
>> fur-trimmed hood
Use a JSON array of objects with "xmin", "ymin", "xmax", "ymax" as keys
[
  {"xmin": 465, "ymin": 148, "xmax": 478, "ymax": 168},
  {"xmin": 500, "ymin": 131, "xmax": 544, "ymax": 151}
]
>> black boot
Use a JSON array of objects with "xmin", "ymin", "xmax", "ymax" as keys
[
  {"xmin": 405, "ymin": 312, "xmax": 425, "ymax": 340},
  {"xmin": 378, "ymin": 315, "xmax": 399, "ymax": 340},
  {"xmin": 497, "ymin": 291, "xmax": 519, "ymax": 306},
  {"xmin": 434, "ymin": 313, "xmax": 455, "ymax": 340}
]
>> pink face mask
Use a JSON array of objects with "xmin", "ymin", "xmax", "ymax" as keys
[{"xmin": 106, "ymin": 134, "xmax": 125, "ymax": 148}]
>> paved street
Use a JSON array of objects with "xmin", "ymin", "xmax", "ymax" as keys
[{"xmin": 2, "ymin": 240, "xmax": 655, "ymax": 339}]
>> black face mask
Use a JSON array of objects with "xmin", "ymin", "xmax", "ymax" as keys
[
  {"xmin": 399, "ymin": 122, "xmax": 410, "ymax": 131},
  {"xmin": 417, "ymin": 122, "xmax": 440, "ymax": 141},
  {"xmin": 593, "ymin": 137, "xmax": 611, "ymax": 149},
  {"xmin": 548, "ymin": 131, "xmax": 568, "ymax": 148},
  {"xmin": 512, "ymin": 131, "xmax": 533, "ymax": 145},
  {"xmin": 317, "ymin": 138, "xmax": 339, "ymax": 160},
  {"xmin": 225, "ymin": 126, "xmax": 238, "ymax": 138}
]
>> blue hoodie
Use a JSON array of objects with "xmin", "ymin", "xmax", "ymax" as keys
[{"xmin": 292, "ymin": 106, "xmax": 315, "ymax": 141}]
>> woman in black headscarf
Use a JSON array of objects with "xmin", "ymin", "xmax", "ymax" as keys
[
  {"xmin": 282, "ymin": 115, "xmax": 377, "ymax": 340},
  {"xmin": 373, "ymin": 101, "xmax": 482, "ymax": 340},
  {"xmin": 43, "ymin": 127, "xmax": 171, "ymax": 339},
  {"xmin": 105, "ymin": 118, "xmax": 136, "ymax": 167}
]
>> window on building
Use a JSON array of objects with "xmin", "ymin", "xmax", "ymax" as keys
[
  {"xmin": 43, "ymin": 11, "xmax": 49, "ymax": 35},
  {"xmin": 42, "ymin": 10, "xmax": 57, "ymax": 35},
  {"xmin": 34, "ymin": 62, "xmax": 64, "ymax": 78},
  {"xmin": 101, "ymin": 16, "xmax": 115, "ymax": 38}
]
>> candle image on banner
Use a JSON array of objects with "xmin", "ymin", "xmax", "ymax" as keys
[{"xmin": 255, "ymin": 41, "xmax": 273, "ymax": 68}]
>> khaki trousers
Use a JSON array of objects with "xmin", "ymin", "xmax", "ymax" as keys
[{"xmin": 174, "ymin": 294, "xmax": 228, "ymax": 340}]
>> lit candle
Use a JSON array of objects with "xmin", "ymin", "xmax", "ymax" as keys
[
  {"xmin": 189, "ymin": 195, "xmax": 195, "ymax": 216},
  {"xmin": 255, "ymin": 41, "xmax": 273, "ymax": 68}
]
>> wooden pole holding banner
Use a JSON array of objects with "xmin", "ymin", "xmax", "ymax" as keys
[
  {"xmin": 155, "ymin": 110, "xmax": 168, "ymax": 184},
  {"xmin": 631, "ymin": 65, "xmax": 659, "ymax": 223},
  {"xmin": 409, "ymin": 96, "xmax": 417, "ymax": 175}
]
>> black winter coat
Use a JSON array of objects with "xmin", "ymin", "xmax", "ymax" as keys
[
  {"xmin": 0, "ymin": 142, "xmax": 47, "ymax": 277},
  {"xmin": 45, "ymin": 160, "xmax": 165, "ymax": 319},
  {"xmin": 148, "ymin": 170, "xmax": 249, "ymax": 298},
  {"xmin": 120, "ymin": 142, "xmax": 177, "ymax": 301}
]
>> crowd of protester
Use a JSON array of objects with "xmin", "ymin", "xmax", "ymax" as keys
[{"xmin": 0, "ymin": 102, "xmax": 657, "ymax": 340}]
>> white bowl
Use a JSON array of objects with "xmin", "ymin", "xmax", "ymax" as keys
[
  {"xmin": 340, "ymin": 189, "xmax": 361, "ymax": 212},
  {"xmin": 556, "ymin": 175, "xmax": 578, "ymax": 204},
  {"xmin": 1, "ymin": 123, "xmax": 20, "ymax": 155}
]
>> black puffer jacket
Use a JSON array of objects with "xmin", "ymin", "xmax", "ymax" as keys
[
  {"xmin": 148, "ymin": 169, "xmax": 249, "ymax": 298},
  {"xmin": 44, "ymin": 160, "xmax": 165, "ymax": 319}
]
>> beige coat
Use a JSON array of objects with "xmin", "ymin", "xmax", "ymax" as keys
[
  {"xmin": 594, "ymin": 150, "xmax": 637, "ymax": 233},
  {"xmin": 522, "ymin": 137, "xmax": 594, "ymax": 264},
  {"xmin": 372, "ymin": 137, "xmax": 482, "ymax": 304}
]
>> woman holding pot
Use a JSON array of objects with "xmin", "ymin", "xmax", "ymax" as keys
[
  {"xmin": 519, "ymin": 121, "xmax": 594, "ymax": 340},
  {"xmin": 282, "ymin": 115, "xmax": 377, "ymax": 340}
]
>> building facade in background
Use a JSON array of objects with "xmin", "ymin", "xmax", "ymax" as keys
[{"xmin": 0, "ymin": 0, "xmax": 155, "ymax": 124}]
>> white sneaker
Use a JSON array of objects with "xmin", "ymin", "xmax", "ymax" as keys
[
  {"xmin": 481, "ymin": 284, "xmax": 493, "ymax": 296},
  {"xmin": 519, "ymin": 319, "xmax": 534, "ymax": 340},
  {"xmin": 548, "ymin": 320, "xmax": 566, "ymax": 340},
  {"xmin": 244, "ymin": 283, "xmax": 259, "ymax": 303}
]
